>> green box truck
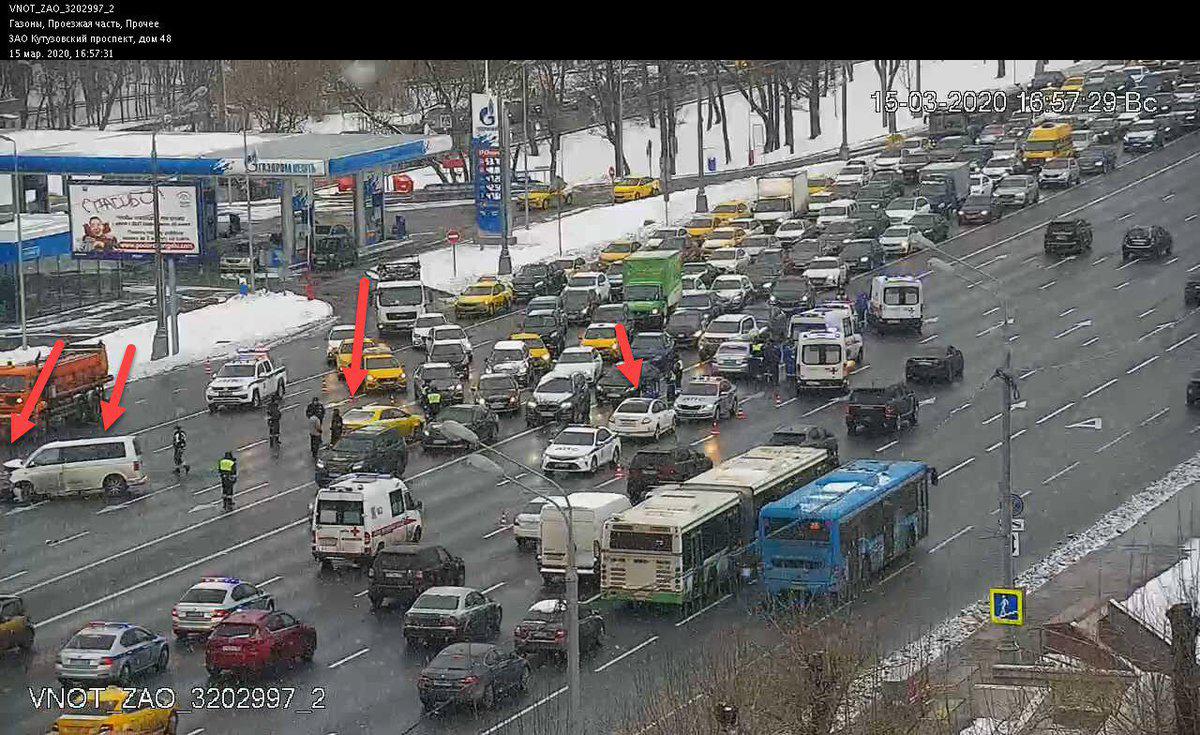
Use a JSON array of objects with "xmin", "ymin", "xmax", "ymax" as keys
[{"xmin": 623, "ymin": 250, "xmax": 682, "ymax": 328}]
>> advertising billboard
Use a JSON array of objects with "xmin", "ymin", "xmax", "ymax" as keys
[
  {"xmin": 471, "ymin": 92, "xmax": 504, "ymax": 238},
  {"xmin": 69, "ymin": 183, "xmax": 201, "ymax": 258}
]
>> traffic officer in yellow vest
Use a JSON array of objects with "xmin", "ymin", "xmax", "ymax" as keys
[{"xmin": 218, "ymin": 451, "xmax": 238, "ymax": 511}]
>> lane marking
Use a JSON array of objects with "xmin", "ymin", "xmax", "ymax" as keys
[
  {"xmin": 850, "ymin": 363, "xmax": 870, "ymax": 375},
  {"xmin": 675, "ymin": 593, "xmax": 732, "ymax": 627},
  {"xmin": 690, "ymin": 434, "xmax": 715, "ymax": 446},
  {"xmin": 1117, "ymin": 212, "xmax": 1133, "ymax": 221},
  {"xmin": 982, "ymin": 413, "xmax": 1002, "ymax": 425},
  {"xmin": 1166, "ymin": 257, "xmax": 1180, "ymax": 265},
  {"xmin": 596, "ymin": 475, "xmax": 623, "ymax": 488},
  {"xmin": 237, "ymin": 439, "xmax": 268, "ymax": 452},
  {"xmin": 1167, "ymin": 334, "xmax": 1198, "ymax": 353},
  {"xmin": 949, "ymin": 402, "xmax": 972, "ymax": 415},
  {"xmin": 1187, "ymin": 214, "xmax": 1198, "ymax": 222},
  {"xmin": 1126, "ymin": 355, "xmax": 1161, "ymax": 375},
  {"xmin": 801, "ymin": 398, "xmax": 842, "ymax": 418},
  {"xmin": 879, "ymin": 561, "xmax": 915, "ymax": 585},
  {"xmin": 582, "ymin": 593, "xmax": 602, "ymax": 604},
  {"xmin": 1038, "ymin": 280, "xmax": 1057, "ymax": 291},
  {"xmin": 186, "ymin": 729, "xmax": 206, "ymax": 735},
  {"xmin": 0, "ymin": 570, "xmax": 28, "ymax": 583},
  {"xmin": 478, "ymin": 687, "xmax": 569, "ymax": 735},
  {"xmin": 929, "ymin": 526, "xmax": 973, "ymax": 553},
  {"xmin": 1082, "ymin": 378, "xmax": 1119, "ymax": 399},
  {"xmin": 97, "ymin": 484, "xmax": 181, "ymax": 514},
  {"xmin": 482, "ymin": 526, "xmax": 509, "ymax": 539},
  {"xmin": 1140, "ymin": 407, "xmax": 1170, "ymax": 426},
  {"xmin": 1163, "ymin": 193, "xmax": 1176, "ymax": 202},
  {"xmin": 1043, "ymin": 462, "xmax": 1080, "ymax": 485},
  {"xmin": 939, "ymin": 457, "xmax": 975, "ymax": 478},
  {"xmin": 481, "ymin": 581, "xmax": 506, "ymax": 594},
  {"xmin": 1114, "ymin": 281, "xmax": 1130, "ymax": 290},
  {"xmin": 975, "ymin": 322, "xmax": 1003, "ymax": 338},
  {"xmin": 875, "ymin": 440, "xmax": 898, "ymax": 452},
  {"xmin": 353, "ymin": 589, "xmax": 369, "ymax": 598},
  {"xmin": 1018, "ymin": 368, "xmax": 1040, "ymax": 380},
  {"xmin": 1091, "ymin": 256, "xmax": 1108, "ymax": 266},
  {"xmin": 985, "ymin": 429, "xmax": 1027, "ymax": 453},
  {"xmin": 328, "ymin": 647, "xmax": 370, "ymax": 669},
  {"xmin": 594, "ymin": 636, "xmax": 659, "ymax": 673},
  {"xmin": 990, "ymin": 489, "xmax": 1034, "ymax": 515},
  {"xmin": 192, "ymin": 483, "xmax": 221, "ymax": 496},
  {"xmin": 1046, "ymin": 257, "xmax": 1075, "ymax": 269},
  {"xmin": 1081, "ymin": 336, "xmax": 1100, "ymax": 347},
  {"xmin": 1096, "ymin": 431, "xmax": 1132, "ymax": 453},
  {"xmin": 778, "ymin": 397, "xmax": 797, "ymax": 407},
  {"xmin": 256, "ymin": 575, "xmax": 282, "ymax": 588},
  {"xmin": 16, "ymin": 483, "xmax": 314, "ymax": 597},
  {"xmin": 6, "ymin": 500, "xmax": 47, "ymax": 516},
  {"xmin": 1059, "ymin": 308, "xmax": 1076, "ymax": 317},
  {"xmin": 1036, "ymin": 402, "xmax": 1075, "ymax": 425},
  {"xmin": 1137, "ymin": 308, "xmax": 1157, "ymax": 319},
  {"xmin": 982, "ymin": 307, "xmax": 1000, "ymax": 317},
  {"xmin": 46, "ymin": 531, "xmax": 90, "ymax": 547},
  {"xmin": 919, "ymin": 334, "xmax": 939, "ymax": 344},
  {"xmin": 35, "ymin": 517, "xmax": 309, "ymax": 627}
]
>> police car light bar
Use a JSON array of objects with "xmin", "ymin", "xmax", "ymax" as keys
[
  {"xmin": 201, "ymin": 576, "xmax": 242, "ymax": 584},
  {"xmin": 87, "ymin": 621, "xmax": 132, "ymax": 628}
]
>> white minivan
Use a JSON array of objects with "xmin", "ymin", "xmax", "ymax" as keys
[
  {"xmin": 538, "ymin": 492, "xmax": 632, "ymax": 584},
  {"xmin": 5, "ymin": 436, "xmax": 147, "ymax": 501},
  {"xmin": 311, "ymin": 473, "xmax": 423, "ymax": 567}
]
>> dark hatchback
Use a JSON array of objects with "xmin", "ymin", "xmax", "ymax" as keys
[
  {"xmin": 513, "ymin": 600, "xmax": 605, "ymax": 658},
  {"xmin": 1043, "ymin": 218, "xmax": 1093, "ymax": 256},
  {"xmin": 423, "ymin": 404, "xmax": 500, "ymax": 449},
  {"xmin": 839, "ymin": 238, "xmax": 885, "ymax": 273},
  {"xmin": 745, "ymin": 250, "xmax": 786, "ymax": 294},
  {"xmin": 519, "ymin": 311, "xmax": 567, "ymax": 356},
  {"xmin": 629, "ymin": 332, "xmax": 680, "ymax": 378},
  {"xmin": 316, "ymin": 425, "xmax": 408, "ymax": 485},
  {"xmin": 906, "ymin": 212, "xmax": 950, "ymax": 242},
  {"xmin": 413, "ymin": 363, "xmax": 466, "ymax": 404},
  {"xmin": 368, "ymin": 544, "xmax": 465, "ymax": 611},
  {"xmin": 1078, "ymin": 146, "xmax": 1117, "ymax": 175},
  {"xmin": 957, "ymin": 194, "xmax": 1000, "ymax": 225},
  {"xmin": 768, "ymin": 277, "xmax": 815, "ymax": 311},
  {"xmin": 665, "ymin": 310, "xmax": 711, "ymax": 348},
  {"xmin": 512, "ymin": 262, "xmax": 566, "ymax": 301},
  {"xmin": 417, "ymin": 642, "xmax": 530, "ymax": 712},
  {"xmin": 627, "ymin": 446, "xmax": 713, "ymax": 504},
  {"xmin": 476, "ymin": 373, "xmax": 523, "ymax": 414},
  {"xmin": 1122, "ymin": 225, "xmax": 1173, "ymax": 261},
  {"xmin": 427, "ymin": 342, "xmax": 471, "ymax": 379}
]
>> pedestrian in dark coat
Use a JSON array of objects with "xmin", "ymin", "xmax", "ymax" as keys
[{"xmin": 330, "ymin": 408, "xmax": 344, "ymax": 445}]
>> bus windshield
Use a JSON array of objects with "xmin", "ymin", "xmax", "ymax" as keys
[{"xmin": 762, "ymin": 517, "xmax": 831, "ymax": 542}]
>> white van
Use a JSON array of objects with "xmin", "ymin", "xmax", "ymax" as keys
[
  {"xmin": 796, "ymin": 329, "xmax": 855, "ymax": 391},
  {"xmin": 816, "ymin": 198, "xmax": 858, "ymax": 228},
  {"xmin": 375, "ymin": 280, "xmax": 427, "ymax": 333},
  {"xmin": 5, "ymin": 436, "xmax": 147, "ymax": 501},
  {"xmin": 311, "ymin": 473, "xmax": 423, "ymax": 567},
  {"xmin": 539, "ymin": 492, "xmax": 632, "ymax": 584},
  {"xmin": 869, "ymin": 275, "xmax": 924, "ymax": 332},
  {"xmin": 787, "ymin": 304, "xmax": 863, "ymax": 361}
]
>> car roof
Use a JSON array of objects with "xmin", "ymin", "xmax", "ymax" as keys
[
  {"xmin": 561, "ymin": 346, "xmax": 596, "ymax": 355},
  {"xmin": 585, "ymin": 322, "xmax": 618, "ymax": 329},
  {"xmin": 492, "ymin": 340, "xmax": 525, "ymax": 350},
  {"xmin": 354, "ymin": 424, "xmax": 393, "ymax": 435},
  {"xmin": 557, "ymin": 425, "xmax": 599, "ymax": 436},
  {"xmin": 223, "ymin": 610, "xmax": 271, "ymax": 624},
  {"xmin": 712, "ymin": 314, "xmax": 748, "ymax": 323},
  {"xmin": 423, "ymin": 586, "xmax": 474, "ymax": 596},
  {"xmin": 529, "ymin": 599, "xmax": 566, "ymax": 614},
  {"xmin": 75, "ymin": 621, "xmax": 140, "ymax": 636},
  {"xmin": 422, "ymin": 362, "xmax": 455, "ymax": 369}
]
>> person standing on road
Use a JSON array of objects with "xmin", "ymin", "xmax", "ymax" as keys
[
  {"xmin": 217, "ymin": 451, "xmax": 237, "ymax": 512},
  {"xmin": 330, "ymin": 408, "xmax": 344, "ymax": 446},
  {"xmin": 309, "ymin": 412, "xmax": 323, "ymax": 460},
  {"xmin": 306, "ymin": 397, "xmax": 326, "ymax": 423},
  {"xmin": 781, "ymin": 339, "xmax": 797, "ymax": 385},
  {"xmin": 266, "ymin": 398, "xmax": 282, "ymax": 448},
  {"xmin": 762, "ymin": 339, "xmax": 780, "ymax": 386},
  {"xmin": 172, "ymin": 426, "xmax": 190, "ymax": 476},
  {"xmin": 855, "ymin": 291, "xmax": 870, "ymax": 331}
]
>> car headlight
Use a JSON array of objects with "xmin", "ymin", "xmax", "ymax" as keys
[
  {"xmin": 693, "ymin": 330, "xmax": 702, "ymax": 337},
  {"xmin": 560, "ymin": 401, "xmax": 573, "ymax": 409},
  {"xmin": 651, "ymin": 308, "xmax": 660, "ymax": 315},
  {"xmin": 641, "ymin": 418, "xmax": 651, "ymax": 424},
  {"xmin": 540, "ymin": 355, "xmax": 551, "ymax": 363},
  {"xmin": 316, "ymin": 460, "xmax": 326, "ymax": 469},
  {"xmin": 769, "ymin": 296, "xmax": 777, "ymax": 304},
  {"xmin": 477, "ymin": 397, "xmax": 486, "ymax": 405},
  {"xmin": 527, "ymin": 400, "xmax": 537, "ymax": 409},
  {"xmin": 454, "ymin": 383, "xmax": 463, "ymax": 391}
]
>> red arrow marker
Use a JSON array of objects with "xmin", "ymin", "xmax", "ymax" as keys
[
  {"xmin": 100, "ymin": 344, "xmax": 136, "ymax": 431},
  {"xmin": 10, "ymin": 340, "xmax": 64, "ymax": 443},
  {"xmin": 614, "ymin": 324, "xmax": 643, "ymax": 390},
  {"xmin": 342, "ymin": 277, "xmax": 370, "ymax": 395}
]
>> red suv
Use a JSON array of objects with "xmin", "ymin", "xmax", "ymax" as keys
[{"xmin": 204, "ymin": 610, "xmax": 317, "ymax": 677}]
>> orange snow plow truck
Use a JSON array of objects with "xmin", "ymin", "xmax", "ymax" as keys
[{"xmin": 0, "ymin": 343, "xmax": 112, "ymax": 442}]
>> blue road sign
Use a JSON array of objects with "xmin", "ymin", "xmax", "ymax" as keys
[
  {"xmin": 1011, "ymin": 493, "xmax": 1025, "ymax": 517},
  {"xmin": 989, "ymin": 587, "xmax": 1024, "ymax": 626}
]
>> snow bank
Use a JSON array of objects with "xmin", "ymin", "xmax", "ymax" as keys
[{"xmin": 0, "ymin": 291, "xmax": 333, "ymax": 383}]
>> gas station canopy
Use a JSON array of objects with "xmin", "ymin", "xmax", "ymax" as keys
[{"xmin": 0, "ymin": 129, "xmax": 453, "ymax": 177}]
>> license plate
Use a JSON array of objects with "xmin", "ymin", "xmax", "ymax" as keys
[
  {"xmin": 222, "ymin": 646, "xmax": 240, "ymax": 652},
  {"xmin": 187, "ymin": 611, "xmax": 204, "ymax": 619},
  {"xmin": 385, "ymin": 571, "xmax": 407, "ymax": 578},
  {"xmin": 319, "ymin": 539, "xmax": 337, "ymax": 547}
]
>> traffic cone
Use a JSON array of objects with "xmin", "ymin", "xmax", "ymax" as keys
[
  {"xmin": 774, "ymin": 391, "xmax": 783, "ymax": 408},
  {"xmin": 710, "ymin": 420, "xmax": 721, "ymax": 436},
  {"xmin": 736, "ymin": 407, "xmax": 747, "ymax": 420},
  {"xmin": 614, "ymin": 465, "xmax": 626, "ymax": 480},
  {"xmin": 204, "ymin": 360, "xmax": 212, "ymax": 377}
]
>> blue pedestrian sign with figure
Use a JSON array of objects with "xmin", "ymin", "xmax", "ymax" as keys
[{"xmin": 989, "ymin": 587, "xmax": 1024, "ymax": 626}]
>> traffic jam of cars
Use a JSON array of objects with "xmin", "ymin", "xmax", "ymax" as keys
[{"xmin": 5, "ymin": 58, "xmax": 1200, "ymax": 733}]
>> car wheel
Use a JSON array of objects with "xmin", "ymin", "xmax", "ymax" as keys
[
  {"xmin": 165, "ymin": 712, "xmax": 179, "ymax": 735},
  {"xmin": 102, "ymin": 474, "xmax": 129, "ymax": 496},
  {"xmin": 590, "ymin": 456, "xmax": 598, "ymax": 473},
  {"xmin": 517, "ymin": 665, "xmax": 531, "ymax": 692},
  {"xmin": 481, "ymin": 684, "xmax": 497, "ymax": 709},
  {"xmin": 155, "ymin": 646, "xmax": 170, "ymax": 672},
  {"xmin": 117, "ymin": 663, "xmax": 132, "ymax": 685},
  {"xmin": 301, "ymin": 641, "xmax": 315, "ymax": 662},
  {"xmin": 19, "ymin": 627, "xmax": 34, "ymax": 652},
  {"xmin": 205, "ymin": 665, "xmax": 220, "ymax": 677},
  {"xmin": 251, "ymin": 391, "xmax": 261, "ymax": 408}
]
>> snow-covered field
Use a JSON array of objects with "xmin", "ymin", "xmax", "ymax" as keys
[{"xmin": 0, "ymin": 291, "xmax": 333, "ymax": 383}]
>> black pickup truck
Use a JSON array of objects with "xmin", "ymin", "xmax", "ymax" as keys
[
  {"xmin": 845, "ymin": 384, "xmax": 918, "ymax": 435},
  {"xmin": 367, "ymin": 544, "xmax": 465, "ymax": 611}
]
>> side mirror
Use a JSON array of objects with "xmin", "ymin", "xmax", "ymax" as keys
[{"xmin": 930, "ymin": 468, "xmax": 940, "ymax": 486}]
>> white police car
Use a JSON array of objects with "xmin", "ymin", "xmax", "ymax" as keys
[
  {"xmin": 56, "ymin": 622, "xmax": 169, "ymax": 686},
  {"xmin": 170, "ymin": 576, "xmax": 274, "ymax": 638}
]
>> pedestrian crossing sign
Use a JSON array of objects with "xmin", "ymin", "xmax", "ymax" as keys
[{"xmin": 989, "ymin": 587, "xmax": 1024, "ymax": 626}]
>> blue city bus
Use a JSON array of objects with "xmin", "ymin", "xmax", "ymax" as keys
[{"xmin": 758, "ymin": 459, "xmax": 936, "ymax": 596}]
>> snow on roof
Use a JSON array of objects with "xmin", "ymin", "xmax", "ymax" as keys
[
  {"xmin": 1116, "ymin": 538, "xmax": 1200, "ymax": 651},
  {"xmin": 0, "ymin": 212, "xmax": 69, "ymax": 242}
]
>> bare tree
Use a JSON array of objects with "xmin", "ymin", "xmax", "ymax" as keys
[
  {"xmin": 225, "ymin": 60, "xmax": 333, "ymax": 133},
  {"xmin": 873, "ymin": 60, "xmax": 903, "ymax": 132}
]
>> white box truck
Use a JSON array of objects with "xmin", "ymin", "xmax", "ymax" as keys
[
  {"xmin": 375, "ymin": 279, "xmax": 427, "ymax": 332},
  {"xmin": 539, "ymin": 492, "xmax": 632, "ymax": 583},
  {"xmin": 753, "ymin": 172, "xmax": 808, "ymax": 233}
]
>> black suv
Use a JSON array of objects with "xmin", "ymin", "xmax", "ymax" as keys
[
  {"xmin": 512, "ymin": 262, "xmax": 566, "ymax": 301},
  {"xmin": 427, "ymin": 342, "xmax": 471, "ymax": 379},
  {"xmin": 907, "ymin": 212, "xmax": 950, "ymax": 243},
  {"xmin": 845, "ymin": 384, "xmax": 918, "ymax": 435},
  {"xmin": 629, "ymin": 332, "xmax": 681, "ymax": 380},
  {"xmin": 477, "ymin": 373, "xmax": 523, "ymax": 414},
  {"xmin": 313, "ymin": 231, "xmax": 358, "ymax": 270},
  {"xmin": 905, "ymin": 345, "xmax": 965, "ymax": 383},
  {"xmin": 1044, "ymin": 218, "xmax": 1093, "ymax": 256},
  {"xmin": 368, "ymin": 544, "xmax": 465, "ymax": 611},
  {"xmin": 316, "ymin": 425, "xmax": 408, "ymax": 485},
  {"xmin": 1122, "ymin": 225, "xmax": 1173, "ymax": 261},
  {"xmin": 768, "ymin": 277, "xmax": 815, "ymax": 311},
  {"xmin": 423, "ymin": 404, "xmax": 500, "ymax": 450},
  {"xmin": 665, "ymin": 310, "xmax": 710, "ymax": 348},
  {"xmin": 768, "ymin": 424, "xmax": 839, "ymax": 461},
  {"xmin": 520, "ymin": 310, "xmax": 568, "ymax": 356},
  {"xmin": 626, "ymin": 446, "xmax": 714, "ymax": 504},
  {"xmin": 414, "ymin": 363, "xmax": 466, "ymax": 405},
  {"xmin": 525, "ymin": 372, "xmax": 591, "ymax": 427}
]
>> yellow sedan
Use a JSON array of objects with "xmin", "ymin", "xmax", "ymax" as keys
[
  {"xmin": 580, "ymin": 323, "xmax": 621, "ymax": 360},
  {"xmin": 684, "ymin": 215, "xmax": 720, "ymax": 240},
  {"xmin": 362, "ymin": 349, "xmax": 408, "ymax": 391},
  {"xmin": 517, "ymin": 183, "xmax": 573, "ymax": 209},
  {"xmin": 807, "ymin": 175, "xmax": 835, "ymax": 195},
  {"xmin": 455, "ymin": 281, "xmax": 513, "ymax": 318},
  {"xmin": 509, "ymin": 332, "xmax": 553, "ymax": 368},
  {"xmin": 1060, "ymin": 75, "xmax": 1085, "ymax": 92},
  {"xmin": 709, "ymin": 200, "xmax": 751, "ymax": 224},
  {"xmin": 613, "ymin": 176, "xmax": 661, "ymax": 202},
  {"xmin": 341, "ymin": 403, "xmax": 425, "ymax": 439},
  {"xmin": 599, "ymin": 240, "xmax": 641, "ymax": 265},
  {"xmin": 52, "ymin": 687, "xmax": 179, "ymax": 735},
  {"xmin": 336, "ymin": 337, "xmax": 385, "ymax": 371}
]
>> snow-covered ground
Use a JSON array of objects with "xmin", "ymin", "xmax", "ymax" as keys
[
  {"xmin": 401, "ymin": 60, "xmax": 1081, "ymax": 190},
  {"xmin": 0, "ymin": 291, "xmax": 333, "ymax": 383}
]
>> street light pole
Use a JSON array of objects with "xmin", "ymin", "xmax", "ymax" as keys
[
  {"xmin": 695, "ymin": 68, "xmax": 707, "ymax": 213},
  {"xmin": 242, "ymin": 129, "xmax": 256, "ymax": 291},
  {"xmin": 0, "ymin": 135, "xmax": 28, "ymax": 350},
  {"xmin": 521, "ymin": 61, "xmax": 530, "ymax": 231},
  {"xmin": 839, "ymin": 65, "xmax": 849, "ymax": 160},
  {"xmin": 150, "ymin": 129, "xmax": 170, "ymax": 360}
]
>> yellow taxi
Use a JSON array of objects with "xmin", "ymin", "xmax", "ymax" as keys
[
  {"xmin": 51, "ymin": 686, "xmax": 179, "ymax": 735},
  {"xmin": 612, "ymin": 176, "xmax": 661, "ymax": 202},
  {"xmin": 807, "ymin": 175, "xmax": 835, "ymax": 195},
  {"xmin": 1060, "ymin": 75, "xmax": 1085, "ymax": 92},
  {"xmin": 509, "ymin": 332, "xmax": 553, "ymax": 368},
  {"xmin": 709, "ymin": 200, "xmax": 751, "ymax": 224},
  {"xmin": 455, "ymin": 280, "xmax": 513, "ymax": 318},
  {"xmin": 599, "ymin": 240, "xmax": 641, "ymax": 265},
  {"xmin": 580, "ymin": 322, "xmax": 621, "ymax": 360},
  {"xmin": 361, "ymin": 348, "xmax": 408, "ymax": 391},
  {"xmin": 683, "ymin": 214, "xmax": 720, "ymax": 240},
  {"xmin": 341, "ymin": 403, "xmax": 425, "ymax": 439},
  {"xmin": 703, "ymin": 227, "xmax": 747, "ymax": 251},
  {"xmin": 336, "ymin": 337, "xmax": 385, "ymax": 371},
  {"xmin": 517, "ymin": 182, "xmax": 572, "ymax": 209}
]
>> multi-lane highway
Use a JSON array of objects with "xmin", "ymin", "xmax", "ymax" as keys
[{"xmin": 4, "ymin": 130, "xmax": 1200, "ymax": 735}]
